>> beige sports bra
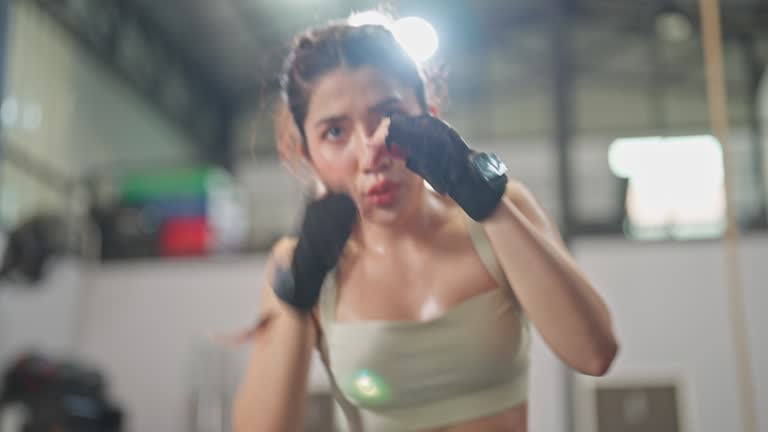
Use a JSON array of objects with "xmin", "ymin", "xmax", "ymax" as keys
[{"xmin": 315, "ymin": 218, "xmax": 530, "ymax": 432}]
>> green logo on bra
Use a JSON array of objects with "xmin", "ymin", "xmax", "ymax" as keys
[{"xmin": 346, "ymin": 369, "xmax": 391, "ymax": 404}]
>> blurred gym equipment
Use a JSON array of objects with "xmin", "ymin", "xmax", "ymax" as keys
[{"xmin": 0, "ymin": 353, "xmax": 123, "ymax": 432}]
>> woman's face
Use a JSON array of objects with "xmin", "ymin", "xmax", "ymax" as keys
[{"xmin": 302, "ymin": 66, "xmax": 425, "ymax": 223}]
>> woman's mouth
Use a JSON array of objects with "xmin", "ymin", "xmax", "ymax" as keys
[{"xmin": 366, "ymin": 180, "xmax": 400, "ymax": 206}]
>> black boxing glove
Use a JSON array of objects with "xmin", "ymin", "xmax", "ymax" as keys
[
  {"xmin": 385, "ymin": 113, "xmax": 508, "ymax": 221},
  {"xmin": 273, "ymin": 193, "xmax": 358, "ymax": 311}
]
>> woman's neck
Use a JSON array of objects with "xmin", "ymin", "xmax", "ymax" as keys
[{"xmin": 353, "ymin": 189, "xmax": 451, "ymax": 254}]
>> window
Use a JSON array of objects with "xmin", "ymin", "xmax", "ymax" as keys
[{"xmin": 609, "ymin": 135, "xmax": 725, "ymax": 240}]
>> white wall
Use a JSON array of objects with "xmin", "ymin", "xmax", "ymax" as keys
[
  {"xmin": 75, "ymin": 258, "xmax": 261, "ymax": 432},
  {"xmin": 0, "ymin": 260, "xmax": 83, "ymax": 369},
  {"xmin": 74, "ymin": 257, "xmax": 335, "ymax": 432},
  {"xmin": 570, "ymin": 234, "xmax": 768, "ymax": 432}
]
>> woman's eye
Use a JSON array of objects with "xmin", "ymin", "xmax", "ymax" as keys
[{"xmin": 323, "ymin": 126, "xmax": 343, "ymax": 141}]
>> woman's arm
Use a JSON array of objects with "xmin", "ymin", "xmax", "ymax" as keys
[
  {"xmin": 481, "ymin": 181, "xmax": 619, "ymax": 376},
  {"xmin": 232, "ymin": 237, "xmax": 317, "ymax": 432},
  {"xmin": 383, "ymin": 114, "xmax": 617, "ymax": 375}
]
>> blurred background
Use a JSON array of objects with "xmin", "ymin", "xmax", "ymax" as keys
[{"xmin": 0, "ymin": 0, "xmax": 766, "ymax": 431}]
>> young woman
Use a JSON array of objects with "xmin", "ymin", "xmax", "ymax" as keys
[{"xmin": 233, "ymin": 21, "xmax": 618, "ymax": 432}]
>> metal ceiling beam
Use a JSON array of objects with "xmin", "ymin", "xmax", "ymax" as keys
[
  {"xmin": 32, "ymin": 0, "xmax": 235, "ymax": 169},
  {"xmin": 513, "ymin": 25, "xmax": 645, "ymax": 85},
  {"xmin": 510, "ymin": 23, "xmax": 747, "ymax": 95}
]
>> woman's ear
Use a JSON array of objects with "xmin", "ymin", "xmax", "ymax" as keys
[{"xmin": 428, "ymin": 105, "xmax": 439, "ymax": 117}]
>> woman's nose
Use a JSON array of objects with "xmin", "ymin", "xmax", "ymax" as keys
[{"xmin": 360, "ymin": 120, "xmax": 392, "ymax": 172}]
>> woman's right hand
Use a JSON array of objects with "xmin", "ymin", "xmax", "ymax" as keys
[{"xmin": 273, "ymin": 192, "xmax": 358, "ymax": 311}]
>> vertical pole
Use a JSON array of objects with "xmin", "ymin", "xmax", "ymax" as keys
[
  {"xmin": 740, "ymin": 35, "xmax": 767, "ymax": 228},
  {"xmin": 550, "ymin": 0, "xmax": 574, "ymax": 241},
  {"xmin": 549, "ymin": 1, "xmax": 575, "ymax": 432},
  {"xmin": 0, "ymin": 0, "xmax": 11, "ymax": 367},
  {"xmin": 698, "ymin": 2, "xmax": 758, "ymax": 432},
  {"xmin": 0, "ymin": 0, "xmax": 10, "ymax": 224}
]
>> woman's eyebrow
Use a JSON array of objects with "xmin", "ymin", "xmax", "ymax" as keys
[
  {"xmin": 369, "ymin": 97, "xmax": 402, "ymax": 114},
  {"xmin": 314, "ymin": 114, "xmax": 348, "ymax": 129}
]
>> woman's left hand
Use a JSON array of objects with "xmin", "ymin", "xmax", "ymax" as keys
[
  {"xmin": 386, "ymin": 113, "xmax": 507, "ymax": 221},
  {"xmin": 385, "ymin": 113, "xmax": 472, "ymax": 194}
]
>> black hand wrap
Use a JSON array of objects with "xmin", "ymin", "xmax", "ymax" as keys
[
  {"xmin": 386, "ymin": 114, "xmax": 507, "ymax": 221},
  {"xmin": 273, "ymin": 193, "xmax": 357, "ymax": 311}
]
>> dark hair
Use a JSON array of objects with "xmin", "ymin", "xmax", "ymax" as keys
[{"xmin": 275, "ymin": 21, "xmax": 431, "ymax": 165}]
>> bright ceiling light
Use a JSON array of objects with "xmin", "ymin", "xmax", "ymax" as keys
[
  {"xmin": 392, "ymin": 17, "xmax": 439, "ymax": 62},
  {"xmin": 347, "ymin": 12, "xmax": 439, "ymax": 63}
]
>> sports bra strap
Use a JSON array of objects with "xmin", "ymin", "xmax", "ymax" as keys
[
  {"xmin": 465, "ymin": 217, "xmax": 510, "ymax": 290},
  {"xmin": 319, "ymin": 271, "xmax": 339, "ymax": 324}
]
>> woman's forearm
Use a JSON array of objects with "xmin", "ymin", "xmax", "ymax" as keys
[
  {"xmin": 233, "ymin": 242, "xmax": 317, "ymax": 432},
  {"xmin": 233, "ymin": 306, "xmax": 315, "ymax": 432},
  {"xmin": 482, "ymin": 193, "xmax": 618, "ymax": 376}
]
